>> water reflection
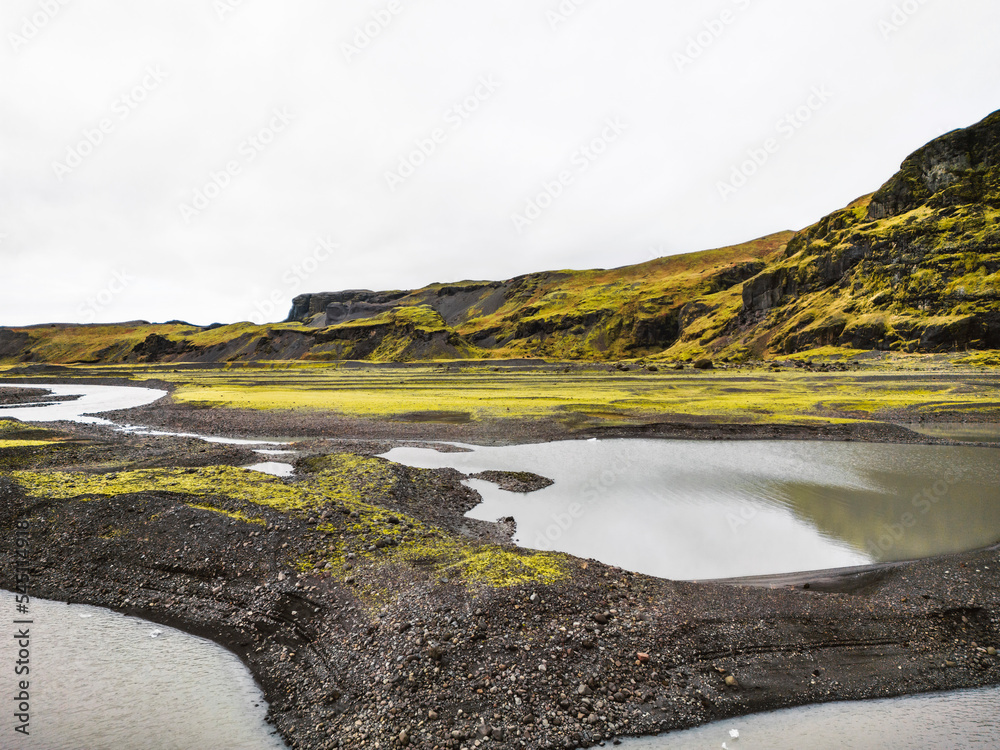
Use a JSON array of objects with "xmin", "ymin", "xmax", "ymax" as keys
[
  {"xmin": 382, "ymin": 439, "xmax": 1000, "ymax": 579},
  {"xmin": 1, "ymin": 591, "xmax": 287, "ymax": 750}
]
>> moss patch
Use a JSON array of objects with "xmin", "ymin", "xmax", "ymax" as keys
[
  {"xmin": 10, "ymin": 455, "xmax": 569, "ymax": 590},
  {"xmin": 0, "ymin": 439, "xmax": 58, "ymax": 449}
]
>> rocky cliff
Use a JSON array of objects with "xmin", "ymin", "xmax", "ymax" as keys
[{"xmin": 709, "ymin": 109, "xmax": 1000, "ymax": 358}]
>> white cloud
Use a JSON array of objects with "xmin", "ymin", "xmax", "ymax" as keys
[{"xmin": 1, "ymin": 0, "xmax": 999, "ymax": 325}]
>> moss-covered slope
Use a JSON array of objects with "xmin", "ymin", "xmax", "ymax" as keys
[
  {"xmin": 2, "ymin": 111, "xmax": 998, "ymax": 364},
  {"xmin": 0, "ymin": 233, "xmax": 789, "ymax": 363},
  {"xmin": 670, "ymin": 109, "xmax": 1000, "ymax": 360}
]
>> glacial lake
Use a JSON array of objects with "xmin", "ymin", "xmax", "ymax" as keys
[
  {"xmin": 382, "ymin": 439, "xmax": 1000, "ymax": 580},
  {"xmin": 0, "ymin": 590, "xmax": 287, "ymax": 750}
]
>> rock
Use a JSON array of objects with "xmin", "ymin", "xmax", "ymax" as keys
[
  {"xmin": 636, "ymin": 652, "xmax": 651, "ymax": 664},
  {"xmin": 578, "ymin": 683, "xmax": 592, "ymax": 696},
  {"xmin": 725, "ymin": 675, "xmax": 739, "ymax": 687},
  {"xmin": 988, "ymin": 647, "xmax": 997, "ymax": 656},
  {"xmin": 693, "ymin": 359, "xmax": 715, "ymax": 370},
  {"xmin": 470, "ymin": 471, "xmax": 554, "ymax": 493},
  {"xmin": 427, "ymin": 710, "xmax": 438, "ymax": 720},
  {"xmin": 593, "ymin": 613, "xmax": 609, "ymax": 625},
  {"xmin": 398, "ymin": 729, "xmax": 409, "ymax": 745}
]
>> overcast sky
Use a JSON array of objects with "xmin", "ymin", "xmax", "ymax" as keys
[{"xmin": 2, "ymin": 0, "xmax": 999, "ymax": 326}]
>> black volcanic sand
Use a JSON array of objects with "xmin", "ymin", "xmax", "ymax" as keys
[
  {"xmin": 0, "ymin": 415, "xmax": 999, "ymax": 750},
  {"xmin": 0, "ymin": 386, "xmax": 81, "ymax": 405},
  {"xmin": 101, "ymin": 397, "xmax": 972, "ymax": 447}
]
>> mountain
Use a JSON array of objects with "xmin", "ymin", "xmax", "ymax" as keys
[
  {"xmin": 1, "ymin": 110, "xmax": 997, "ymax": 365},
  {"xmin": 717, "ymin": 109, "xmax": 1000, "ymax": 358}
]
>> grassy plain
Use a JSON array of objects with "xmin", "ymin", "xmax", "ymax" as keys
[{"xmin": 3, "ymin": 358, "xmax": 998, "ymax": 427}]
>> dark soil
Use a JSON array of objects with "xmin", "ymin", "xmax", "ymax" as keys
[
  {"xmin": 0, "ymin": 386, "xmax": 79, "ymax": 406},
  {"xmin": 100, "ymin": 398, "xmax": 967, "ymax": 447},
  {"xmin": 470, "ymin": 471, "xmax": 554, "ymax": 493},
  {"xmin": 0, "ymin": 400, "xmax": 998, "ymax": 749}
]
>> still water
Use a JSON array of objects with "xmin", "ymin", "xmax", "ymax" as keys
[
  {"xmin": 0, "ymin": 590, "xmax": 287, "ymax": 750},
  {"xmin": 0, "ymin": 383, "xmax": 167, "ymax": 425},
  {"xmin": 0, "ymin": 382, "xmax": 291, "ymax": 447},
  {"xmin": 382, "ymin": 439, "xmax": 1000, "ymax": 580},
  {"xmin": 616, "ymin": 685, "xmax": 1000, "ymax": 749}
]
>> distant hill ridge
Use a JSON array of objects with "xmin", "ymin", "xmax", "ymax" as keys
[{"xmin": 2, "ymin": 109, "xmax": 998, "ymax": 364}]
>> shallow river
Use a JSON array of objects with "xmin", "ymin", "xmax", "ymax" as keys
[
  {"xmin": 382, "ymin": 439, "xmax": 1000, "ymax": 580},
  {"xmin": 0, "ymin": 383, "xmax": 166, "ymax": 424},
  {"xmin": 0, "ymin": 590, "xmax": 287, "ymax": 750},
  {"xmin": 617, "ymin": 685, "xmax": 1000, "ymax": 749}
]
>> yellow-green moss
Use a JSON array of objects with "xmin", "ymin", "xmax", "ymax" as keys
[
  {"xmin": 0, "ymin": 420, "xmax": 47, "ymax": 436},
  {"xmin": 8, "ymin": 457, "xmax": 570, "ymax": 589},
  {"xmin": 0, "ymin": 439, "xmax": 55, "ymax": 449},
  {"xmin": 11, "ymin": 465, "xmax": 312, "ymax": 511},
  {"xmin": 954, "ymin": 351, "xmax": 1000, "ymax": 367},
  {"xmin": 305, "ymin": 512, "xmax": 569, "ymax": 590},
  {"xmin": 105, "ymin": 362, "xmax": 1000, "ymax": 425}
]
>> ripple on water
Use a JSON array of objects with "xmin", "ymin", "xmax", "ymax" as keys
[{"xmin": 1, "ymin": 591, "xmax": 288, "ymax": 750}]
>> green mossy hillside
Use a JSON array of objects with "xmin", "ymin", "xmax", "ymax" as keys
[
  {"xmin": 2, "ymin": 112, "xmax": 998, "ymax": 364},
  {"xmin": 665, "ymin": 110, "xmax": 1000, "ymax": 360}
]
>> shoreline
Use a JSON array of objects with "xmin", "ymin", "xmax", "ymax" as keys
[{"xmin": 4, "ymin": 494, "xmax": 999, "ymax": 749}]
